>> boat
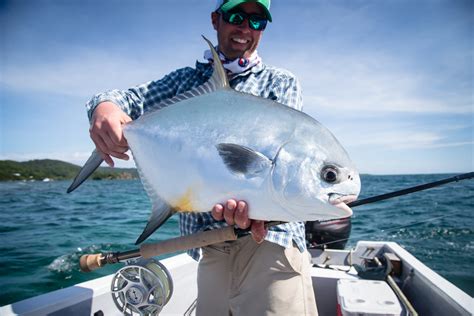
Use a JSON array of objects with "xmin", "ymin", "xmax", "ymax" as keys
[{"xmin": 1, "ymin": 239, "xmax": 472, "ymax": 315}]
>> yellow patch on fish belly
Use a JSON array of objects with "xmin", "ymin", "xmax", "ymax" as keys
[{"xmin": 171, "ymin": 188, "xmax": 195, "ymax": 212}]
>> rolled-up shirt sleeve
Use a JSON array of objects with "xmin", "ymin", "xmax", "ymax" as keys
[
  {"xmin": 85, "ymin": 68, "xmax": 195, "ymax": 121},
  {"xmin": 86, "ymin": 88, "xmax": 144, "ymax": 121}
]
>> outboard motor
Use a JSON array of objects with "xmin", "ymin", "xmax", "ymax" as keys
[{"xmin": 305, "ymin": 217, "xmax": 352, "ymax": 249}]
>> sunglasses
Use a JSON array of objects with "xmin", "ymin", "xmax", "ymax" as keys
[{"xmin": 220, "ymin": 10, "xmax": 268, "ymax": 31}]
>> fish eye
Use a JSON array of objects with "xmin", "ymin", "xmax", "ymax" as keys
[{"xmin": 321, "ymin": 165, "xmax": 339, "ymax": 183}]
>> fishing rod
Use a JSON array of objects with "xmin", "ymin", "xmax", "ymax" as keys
[
  {"xmin": 79, "ymin": 171, "xmax": 473, "ymax": 272},
  {"xmin": 347, "ymin": 172, "xmax": 474, "ymax": 208}
]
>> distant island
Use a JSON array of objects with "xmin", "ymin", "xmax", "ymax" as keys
[{"xmin": 0, "ymin": 159, "xmax": 139, "ymax": 181}]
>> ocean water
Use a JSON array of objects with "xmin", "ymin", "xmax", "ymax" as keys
[{"xmin": 0, "ymin": 174, "xmax": 473, "ymax": 306}]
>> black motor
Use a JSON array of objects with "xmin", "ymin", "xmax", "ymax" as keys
[{"xmin": 305, "ymin": 217, "xmax": 352, "ymax": 249}]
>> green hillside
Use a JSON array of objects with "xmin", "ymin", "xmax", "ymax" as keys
[{"xmin": 0, "ymin": 159, "xmax": 138, "ymax": 181}]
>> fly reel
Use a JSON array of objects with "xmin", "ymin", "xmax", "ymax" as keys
[{"xmin": 111, "ymin": 258, "xmax": 173, "ymax": 315}]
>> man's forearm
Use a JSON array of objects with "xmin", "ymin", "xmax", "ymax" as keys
[{"xmin": 85, "ymin": 89, "xmax": 144, "ymax": 122}]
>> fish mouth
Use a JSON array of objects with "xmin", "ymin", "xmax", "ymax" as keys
[{"xmin": 328, "ymin": 193, "xmax": 358, "ymax": 216}]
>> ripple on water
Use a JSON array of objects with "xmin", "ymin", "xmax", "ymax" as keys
[
  {"xmin": 47, "ymin": 244, "xmax": 120, "ymax": 275},
  {"xmin": 0, "ymin": 226, "xmax": 21, "ymax": 233}
]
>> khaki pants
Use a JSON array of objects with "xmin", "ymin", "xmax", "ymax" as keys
[{"xmin": 196, "ymin": 236, "xmax": 318, "ymax": 316}]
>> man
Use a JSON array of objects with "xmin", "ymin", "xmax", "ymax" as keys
[{"xmin": 86, "ymin": 1, "xmax": 318, "ymax": 314}]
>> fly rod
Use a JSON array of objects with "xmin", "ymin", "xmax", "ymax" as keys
[
  {"xmin": 347, "ymin": 172, "xmax": 474, "ymax": 208},
  {"xmin": 79, "ymin": 172, "xmax": 473, "ymax": 272}
]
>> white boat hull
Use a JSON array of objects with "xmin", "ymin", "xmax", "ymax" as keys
[{"xmin": 1, "ymin": 241, "xmax": 473, "ymax": 315}]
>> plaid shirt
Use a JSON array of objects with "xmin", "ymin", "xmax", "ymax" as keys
[{"xmin": 86, "ymin": 60, "xmax": 307, "ymax": 260}]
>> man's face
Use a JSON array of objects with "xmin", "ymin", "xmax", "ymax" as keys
[{"xmin": 211, "ymin": 2, "xmax": 266, "ymax": 60}]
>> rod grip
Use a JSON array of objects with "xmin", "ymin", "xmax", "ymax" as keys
[
  {"xmin": 79, "ymin": 253, "xmax": 104, "ymax": 272},
  {"xmin": 140, "ymin": 226, "xmax": 237, "ymax": 258}
]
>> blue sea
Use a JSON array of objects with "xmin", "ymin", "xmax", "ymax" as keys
[{"xmin": 0, "ymin": 174, "xmax": 473, "ymax": 306}]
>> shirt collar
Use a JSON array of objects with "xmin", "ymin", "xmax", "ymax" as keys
[{"xmin": 195, "ymin": 60, "xmax": 266, "ymax": 80}]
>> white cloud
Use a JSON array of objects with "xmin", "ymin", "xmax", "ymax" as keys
[
  {"xmin": 415, "ymin": 141, "xmax": 474, "ymax": 149},
  {"xmin": 1, "ymin": 48, "xmax": 192, "ymax": 98},
  {"xmin": 346, "ymin": 130, "xmax": 456, "ymax": 149},
  {"xmin": 273, "ymin": 51, "xmax": 472, "ymax": 115},
  {"xmin": 313, "ymin": 118, "xmax": 473, "ymax": 155}
]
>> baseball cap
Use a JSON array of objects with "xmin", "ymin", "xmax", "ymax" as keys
[{"xmin": 215, "ymin": 0, "xmax": 272, "ymax": 22}]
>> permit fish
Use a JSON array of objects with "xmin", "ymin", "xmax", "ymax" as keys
[{"xmin": 68, "ymin": 36, "xmax": 361, "ymax": 244}]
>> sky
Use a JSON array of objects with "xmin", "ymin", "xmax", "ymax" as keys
[{"xmin": 0, "ymin": 0, "xmax": 472, "ymax": 175}]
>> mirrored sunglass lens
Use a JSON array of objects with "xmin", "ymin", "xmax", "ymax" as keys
[
  {"xmin": 249, "ymin": 18, "xmax": 266, "ymax": 30},
  {"xmin": 228, "ymin": 13, "xmax": 244, "ymax": 25},
  {"xmin": 222, "ymin": 11, "xmax": 267, "ymax": 30}
]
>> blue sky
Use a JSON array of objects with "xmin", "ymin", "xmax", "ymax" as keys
[{"xmin": 1, "ymin": 0, "xmax": 472, "ymax": 174}]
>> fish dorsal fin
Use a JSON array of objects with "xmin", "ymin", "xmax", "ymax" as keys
[
  {"xmin": 201, "ymin": 35, "xmax": 229, "ymax": 90},
  {"xmin": 145, "ymin": 36, "xmax": 229, "ymax": 112},
  {"xmin": 216, "ymin": 143, "xmax": 273, "ymax": 178}
]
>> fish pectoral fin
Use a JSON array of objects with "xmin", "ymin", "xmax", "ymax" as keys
[
  {"xmin": 135, "ymin": 199, "xmax": 173, "ymax": 245},
  {"xmin": 216, "ymin": 143, "xmax": 272, "ymax": 178}
]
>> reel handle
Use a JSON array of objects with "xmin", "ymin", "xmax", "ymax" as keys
[{"xmin": 80, "ymin": 253, "xmax": 105, "ymax": 272}]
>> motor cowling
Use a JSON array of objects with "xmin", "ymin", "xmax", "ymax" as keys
[{"xmin": 305, "ymin": 217, "xmax": 352, "ymax": 249}]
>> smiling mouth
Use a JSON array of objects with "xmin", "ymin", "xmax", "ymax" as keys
[{"xmin": 232, "ymin": 37, "xmax": 249, "ymax": 44}]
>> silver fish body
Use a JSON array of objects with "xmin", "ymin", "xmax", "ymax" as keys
[
  {"xmin": 68, "ymin": 37, "xmax": 360, "ymax": 244},
  {"xmin": 126, "ymin": 89, "xmax": 359, "ymax": 217}
]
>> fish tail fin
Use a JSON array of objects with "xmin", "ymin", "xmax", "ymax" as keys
[
  {"xmin": 201, "ymin": 35, "xmax": 229, "ymax": 90},
  {"xmin": 135, "ymin": 200, "xmax": 174, "ymax": 244},
  {"xmin": 67, "ymin": 149, "xmax": 103, "ymax": 193}
]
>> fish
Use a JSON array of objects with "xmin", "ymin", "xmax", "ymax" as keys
[{"xmin": 68, "ymin": 36, "xmax": 361, "ymax": 245}]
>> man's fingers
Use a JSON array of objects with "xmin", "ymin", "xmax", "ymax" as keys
[
  {"xmin": 88, "ymin": 102, "xmax": 132, "ymax": 167},
  {"xmin": 109, "ymin": 151, "xmax": 129, "ymax": 160},
  {"xmin": 104, "ymin": 132, "xmax": 129, "ymax": 155},
  {"xmin": 96, "ymin": 148, "xmax": 114, "ymax": 167},
  {"xmin": 211, "ymin": 204, "xmax": 224, "ymax": 221},
  {"xmin": 103, "ymin": 154, "xmax": 114, "ymax": 167},
  {"xmin": 91, "ymin": 125, "xmax": 129, "ymax": 156},
  {"xmin": 234, "ymin": 201, "xmax": 250, "ymax": 229},
  {"xmin": 224, "ymin": 199, "xmax": 237, "ymax": 225},
  {"xmin": 91, "ymin": 132, "xmax": 123, "ymax": 158},
  {"xmin": 251, "ymin": 220, "xmax": 268, "ymax": 244},
  {"xmin": 121, "ymin": 112, "xmax": 133, "ymax": 124},
  {"xmin": 100, "ymin": 130, "xmax": 122, "ymax": 154},
  {"xmin": 91, "ymin": 132, "xmax": 109, "ymax": 156},
  {"xmin": 212, "ymin": 199, "xmax": 250, "ymax": 229},
  {"xmin": 108, "ymin": 120, "xmax": 129, "ymax": 147}
]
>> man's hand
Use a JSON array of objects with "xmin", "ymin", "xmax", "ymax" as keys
[
  {"xmin": 89, "ymin": 102, "xmax": 132, "ymax": 167},
  {"xmin": 212, "ymin": 199, "xmax": 268, "ymax": 243}
]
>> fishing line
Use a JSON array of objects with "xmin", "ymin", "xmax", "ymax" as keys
[{"xmin": 378, "ymin": 214, "xmax": 449, "ymax": 233}]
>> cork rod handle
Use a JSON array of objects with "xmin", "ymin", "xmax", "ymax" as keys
[
  {"xmin": 79, "ymin": 225, "xmax": 238, "ymax": 272},
  {"xmin": 140, "ymin": 225, "xmax": 237, "ymax": 258}
]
